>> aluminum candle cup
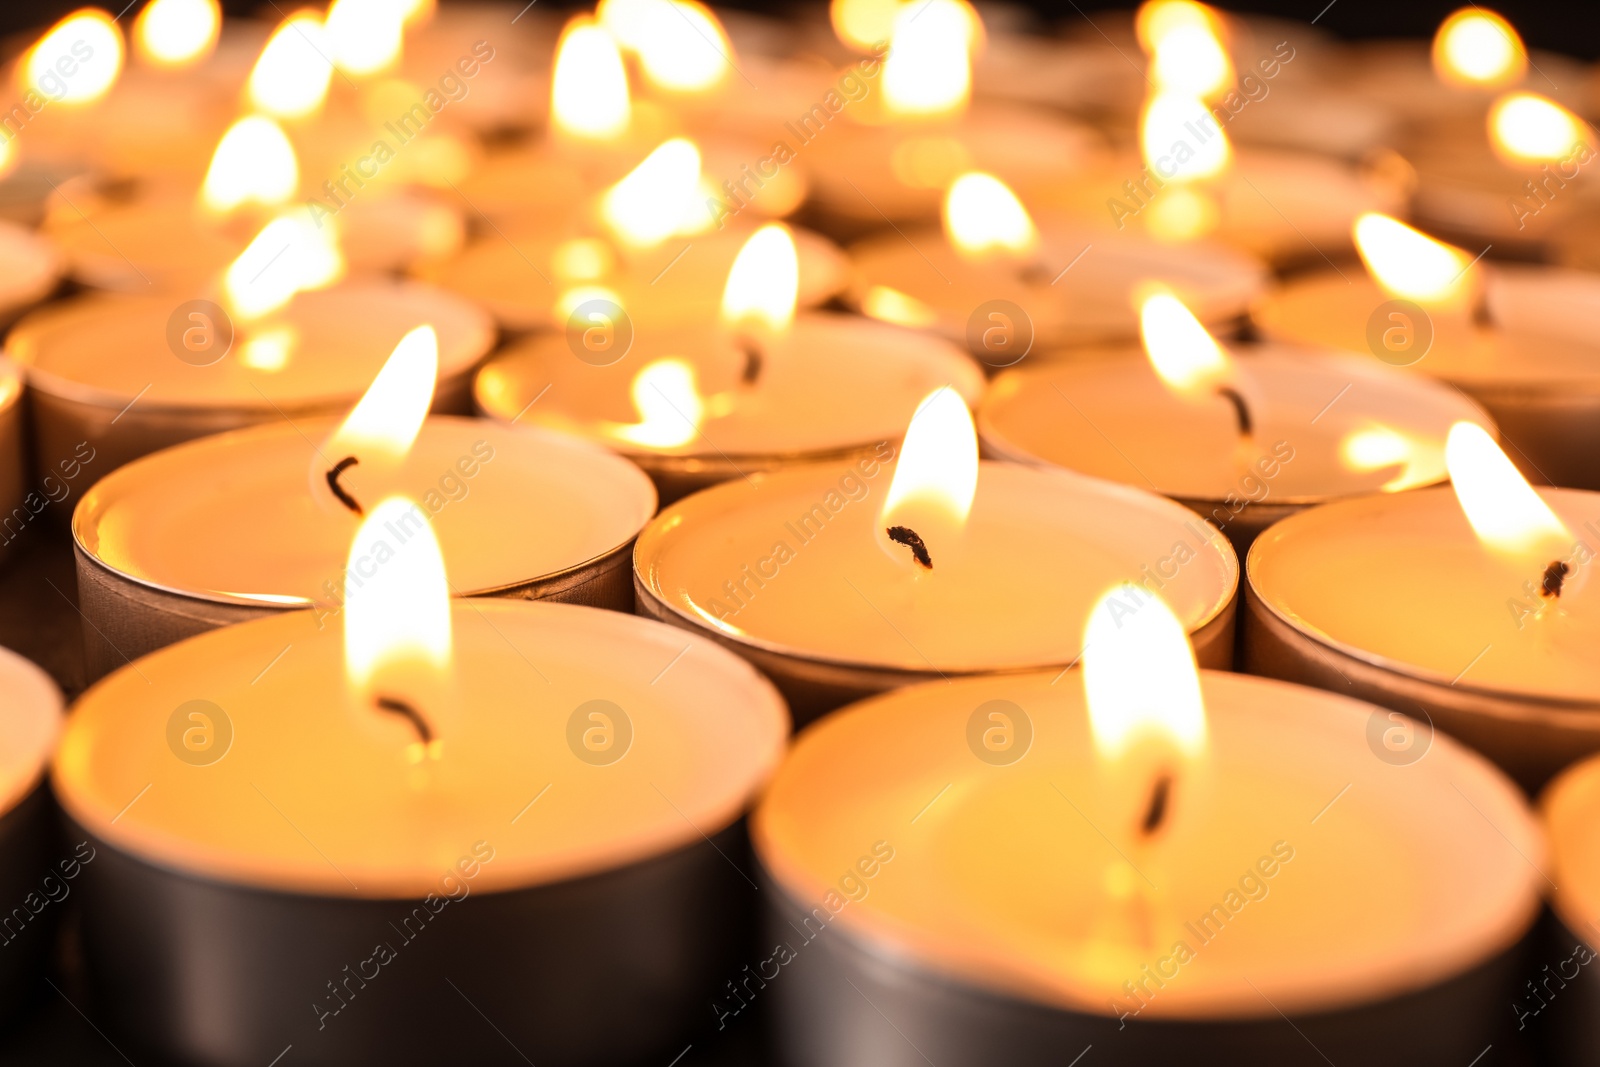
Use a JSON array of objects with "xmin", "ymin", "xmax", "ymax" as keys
[
  {"xmin": 633, "ymin": 460, "xmax": 1237, "ymax": 722},
  {"xmin": 851, "ymin": 219, "xmax": 1267, "ymax": 352},
  {"xmin": 53, "ymin": 601, "xmax": 787, "ymax": 1067},
  {"xmin": 418, "ymin": 222, "xmax": 847, "ymax": 333},
  {"xmin": 72, "ymin": 415, "xmax": 656, "ymax": 679},
  {"xmin": 0, "ymin": 645, "xmax": 64, "ymax": 1021},
  {"xmin": 1538, "ymin": 755, "xmax": 1600, "ymax": 1065},
  {"xmin": 7, "ymin": 281, "xmax": 495, "ymax": 489},
  {"xmin": 978, "ymin": 345, "xmax": 1496, "ymax": 552},
  {"xmin": 1245, "ymin": 485, "xmax": 1600, "ymax": 791},
  {"xmin": 1255, "ymin": 267, "xmax": 1600, "ymax": 490},
  {"xmin": 475, "ymin": 313, "xmax": 983, "ymax": 503},
  {"xmin": 751, "ymin": 671, "xmax": 1544, "ymax": 1067}
]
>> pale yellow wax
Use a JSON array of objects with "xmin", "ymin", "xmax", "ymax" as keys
[
  {"xmin": 636, "ymin": 459, "xmax": 1236, "ymax": 671},
  {"xmin": 980, "ymin": 346, "xmax": 1491, "ymax": 502},
  {"xmin": 478, "ymin": 312, "xmax": 983, "ymax": 460},
  {"xmin": 420, "ymin": 221, "xmax": 846, "ymax": 332},
  {"xmin": 1256, "ymin": 269, "xmax": 1600, "ymax": 389},
  {"xmin": 1250, "ymin": 486, "xmax": 1600, "ymax": 701},
  {"xmin": 1543, "ymin": 754, "xmax": 1600, "ymax": 942},
  {"xmin": 0, "ymin": 646, "xmax": 62, "ymax": 816},
  {"xmin": 852, "ymin": 216, "xmax": 1267, "ymax": 346},
  {"xmin": 75, "ymin": 416, "xmax": 655, "ymax": 605},
  {"xmin": 755, "ymin": 671, "xmax": 1542, "ymax": 1017},
  {"xmin": 54, "ymin": 601, "xmax": 787, "ymax": 896},
  {"xmin": 8, "ymin": 281, "xmax": 494, "ymax": 410}
]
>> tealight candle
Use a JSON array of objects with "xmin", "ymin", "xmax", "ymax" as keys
[
  {"xmin": 1246, "ymin": 424, "xmax": 1600, "ymax": 789},
  {"xmin": 55, "ymin": 504, "xmax": 787, "ymax": 1067},
  {"xmin": 753, "ymin": 590, "xmax": 1543, "ymax": 1064},
  {"xmin": 8, "ymin": 279, "xmax": 494, "ymax": 488},
  {"xmin": 0, "ymin": 644, "xmax": 63, "ymax": 1015},
  {"xmin": 979, "ymin": 293, "xmax": 1495, "ymax": 550},
  {"xmin": 1256, "ymin": 213, "xmax": 1600, "ymax": 489},
  {"xmin": 476, "ymin": 225, "xmax": 980, "ymax": 502},
  {"xmin": 1539, "ymin": 753, "xmax": 1600, "ymax": 1063},
  {"xmin": 633, "ymin": 391, "xmax": 1238, "ymax": 720}
]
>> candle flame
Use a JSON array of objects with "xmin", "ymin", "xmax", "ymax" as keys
[
  {"xmin": 943, "ymin": 172, "xmax": 1039, "ymax": 260},
  {"xmin": 830, "ymin": 0, "xmax": 900, "ymax": 52},
  {"xmin": 344, "ymin": 495, "xmax": 453, "ymax": 713},
  {"xmin": 636, "ymin": 1, "xmax": 734, "ymax": 93},
  {"xmin": 861, "ymin": 284, "xmax": 939, "ymax": 328},
  {"xmin": 721, "ymin": 224, "xmax": 799, "ymax": 335},
  {"xmin": 325, "ymin": 325, "xmax": 438, "ymax": 475},
  {"xmin": 618, "ymin": 359, "xmax": 703, "ymax": 447},
  {"xmin": 248, "ymin": 11, "xmax": 334, "ymax": 119},
  {"xmin": 325, "ymin": 0, "xmax": 405, "ymax": 77},
  {"xmin": 24, "ymin": 10, "xmax": 124, "ymax": 106},
  {"xmin": 551, "ymin": 17, "xmax": 630, "ymax": 140},
  {"xmin": 201, "ymin": 115, "xmax": 299, "ymax": 214},
  {"xmin": 601, "ymin": 138, "xmax": 702, "ymax": 248},
  {"xmin": 1446, "ymin": 421, "xmax": 1570, "ymax": 559},
  {"xmin": 134, "ymin": 0, "xmax": 220, "ymax": 68},
  {"xmin": 1139, "ymin": 290, "xmax": 1232, "ymax": 397},
  {"xmin": 1488, "ymin": 93, "xmax": 1590, "ymax": 165},
  {"xmin": 1433, "ymin": 7, "xmax": 1526, "ymax": 89},
  {"xmin": 1141, "ymin": 92, "xmax": 1231, "ymax": 182},
  {"xmin": 884, "ymin": 0, "xmax": 976, "ymax": 118},
  {"xmin": 877, "ymin": 387, "xmax": 978, "ymax": 567},
  {"xmin": 1083, "ymin": 583, "xmax": 1207, "ymax": 766},
  {"xmin": 1353, "ymin": 213, "xmax": 1474, "ymax": 305},
  {"xmin": 1144, "ymin": 185, "xmax": 1220, "ymax": 242},
  {"xmin": 223, "ymin": 211, "xmax": 344, "ymax": 320},
  {"xmin": 1138, "ymin": 0, "xmax": 1232, "ymax": 98}
]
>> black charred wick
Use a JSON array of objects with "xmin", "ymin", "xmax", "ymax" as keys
[
  {"xmin": 887, "ymin": 525, "xmax": 933, "ymax": 569},
  {"xmin": 376, "ymin": 695, "xmax": 434, "ymax": 745},
  {"xmin": 1139, "ymin": 773, "xmax": 1174, "ymax": 838},
  {"xmin": 1019, "ymin": 260, "xmax": 1055, "ymax": 287},
  {"xmin": 1215, "ymin": 386, "xmax": 1253, "ymax": 438},
  {"xmin": 326, "ymin": 455, "xmax": 363, "ymax": 516},
  {"xmin": 1542, "ymin": 560, "xmax": 1571, "ymax": 599},
  {"xmin": 739, "ymin": 340, "xmax": 763, "ymax": 385}
]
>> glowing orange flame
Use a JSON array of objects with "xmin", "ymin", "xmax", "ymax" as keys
[
  {"xmin": 248, "ymin": 11, "xmax": 334, "ymax": 119},
  {"xmin": 134, "ymin": 0, "xmax": 221, "ymax": 68},
  {"xmin": 1433, "ymin": 8, "xmax": 1526, "ymax": 89},
  {"xmin": 24, "ymin": 10, "xmax": 124, "ymax": 106},
  {"xmin": 943, "ymin": 172, "xmax": 1039, "ymax": 260},
  {"xmin": 551, "ymin": 16, "xmax": 630, "ymax": 140},
  {"xmin": 1353, "ymin": 213, "xmax": 1475, "ymax": 306},
  {"xmin": 877, "ymin": 387, "xmax": 978, "ymax": 569}
]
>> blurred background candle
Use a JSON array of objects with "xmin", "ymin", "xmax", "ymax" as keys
[{"xmin": 1540, "ymin": 753, "xmax": 1600, "ymax": 1065}]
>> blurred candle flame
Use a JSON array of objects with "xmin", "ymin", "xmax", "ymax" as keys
[
  {"xmin": 1488, "ymin": 92, "xmax": 1590, "ymax": 165},
  {"xmin": 551, "ymin": 16, "xmax": 630, "ymax": 140},
  {"xmin": 248, "ymin": 11, "xmax": 334, "ymax": 119},
  {"xmin": 1446, "ymin": 421, "xmax": 1570, "ymax": 561},
  {"xmin": 325, "ymin": 0, "xmax": 405, "ymax": 77},
  {"xmin": 601, "ymin": 138, "xmax": 702, "ymax": 247},
  {"xmin": 633, "ymin": 0, "xmax": 734, "ymax": 93},
  {"xmin": 1138, "ymin": 0, "xmax": 1232, "ymax": 98},
  {"xmin": 877, "ymin": 387, "xmax": 978, "ymax": 568},
  {"xmin": 721, "ymin": 224, "xmax": 799, "ymax": 335},
  {"xmin": 830, "ymin": 0, "xmax": 900, "ymax": 52},
  {"xmin": 1433, "ymin": 7, "xmax": 1526, "ymax": 89},
  {"xmin": 134, "ymin": 0, "xmax": 220, "ymax": 68},
  {"xmin": 1340, "ymin": 425, "xmax": 1436, "ymax": 492},
  {"xmin": 224, "ymin": 211, "xmax": 344, "ymax": 320},
  {"xmin": 324, "ymin": 325, "xmax": 438, "ymax": 475},
  {"xmin": 618, "ymin": 359, "xmax": 703, "ymax": 447},
  {"xmin": 884, "ymin": 0, "xmax": 976, "ymax": 118},
  {"xmin": 201, "ymin": 115, "xmax": 299, "ymax": 213},
  {"xmin": 25, "ymin": 10, "xmax": 124, "ymax": 106},
  {"xmin": 943, "ymin": 172, "xmax": 1038, "ymax": 260},
  {"xmin": 1139, "ymin": 290, "xmax": 1232, "ymax": 397},
  {"xmin": 1141, "ymin": 92, "xmax": 1231, "ymax": 183},
  {"xmin": 1353, "ymin": 213, "xmax": 1474, "ymax": 305}
]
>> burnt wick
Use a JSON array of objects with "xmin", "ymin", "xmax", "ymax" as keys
[
  {"xmin": 376, "ymin": 695, "xmax": 434, "ymax": 745},
  {"xmin": 1542, "ymin": 560, "xmax": 1571, "ymax": 599},
  {"xmin": 887, "ymin": 525, "xmax": 933, "ymax": 569},
  {"xmin": 739, "ymin": 340, "xmax": 763, "ymax": 385},
  {"xmin": 1139, "ymin": 773, "xmax": 1173, "ymax": 838},
  {"xmin": 1215, "ymin": 386, "xmax": 1253, "ymax": 438},
  {"xmin": 326, "ymin": 455, "xmax": 363, "ymax": 516}
]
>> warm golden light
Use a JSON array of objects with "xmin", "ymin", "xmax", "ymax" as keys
[
  {"xmin": 831, "ymin": 0, "xmax": 901, "ymax": 52},
  {"xmin": 344, "ymin": 495, "xmax": 453, "ymax": 724},
  {"xmin": 25, "ymin": 10, "xmax": 124, "ymax": 106},
  {"xmin": 1141, "ymin": 92, "xmax": 1231, "ymax": 182},
  {"xmin": 552, "ymin": 238, "xmax": 615, "ymax": 283},
  {"xmin": 618, "ymin": 359, "xmax": 704, "ymax": 447},
  {"xmin": 943, "ymin": 172, "xmax": 1039, "ymax": 260},
  {"xmin": 1145, "ymin": 185, "xmax": 1220, "ymax": 242},
  {"xmin": 637, "ymin": 1, "xmax": 734, "ymax": 93},
  {"xmin": 239, "ymin": 323, "xmax": 297, "ymax": 372},
  {"xmin": 861, "ymin": 284, "xmax": 939, "ymax": 328},
  {"xmin": 1340, "ymin": 426, "xmax": 1437, "ymax": 493},
  {"xmin": 1084, "ymin": 583, "xmax": 1207, "ymax": 763},
  {"xmin": 877, "ymin": 387, "xmax": 978, "ymax": 569},
  {"xmin": 884, "ymin": 0, "xmax": 973, "ymax": 118},
  {"xmin": 1446, "ymin": 421, "xmax": 1569, "ymax": 559},
  {"xmin": 1488, "ymin": 93, "xmax": 1589, "ymax": 165},
  {"xmin": 1139, "ymin": 291, "xmax": 1231, "ymax": 397},
  {"xmin": 201, "ymin": 116, "xmax": 299, "ymax": 214},
  {"xmin": 1139, "ymin": 1, "xmax": 1232, "ymax": 97},
  {"xmin": 224, "ymin": 212, "xmax": 344, "ymax": 320},
  {"xmin": 1135, "ymin": 0, "xmax": 1222, "ymax": 53},
  {"xmin": 601, "ymin": 138, "xmax": 702, "ymax": 247},
  {"xmin": 721, "ymin": 224, "xmax": 799, "ymax": 335},
  {"xmin": 134, "ymin": 0, "xmax": 220, "ymax": 68},
  {"xmin": 248, "ymin": 11, "xmax": 334, "ymax": 119},
  {"xmin": 325, "ymin": 0, "xmax": 404, "ymax": 77},
  {"xmin": 325, "ymin": 325, "xmax": 438, "ymax": 474},
  {"xmin": 1433, "ymin": 7, "xmax": 1526, "ymax": 89},
  {"xmin": 1353, "ymin": 213, "xmax": 1474, "ymax": 305},
  {"xmin": 551, "ymin": 16, "xmax": 630, "ymax": 140}
]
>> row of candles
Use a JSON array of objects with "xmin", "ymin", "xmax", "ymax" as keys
[{"xmin": 0, "ymin": 0, "xmax": 1598, "ymax": 1064}]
